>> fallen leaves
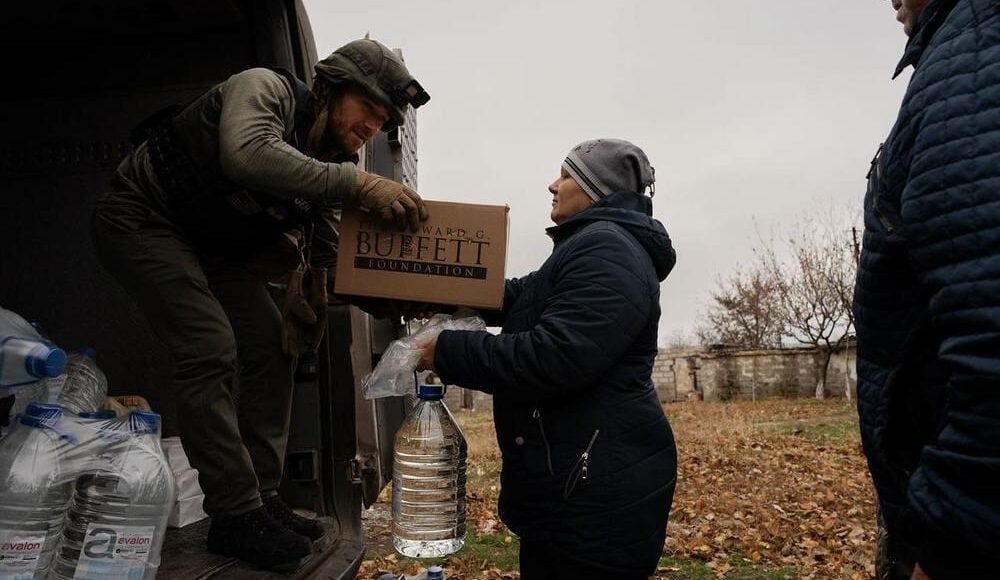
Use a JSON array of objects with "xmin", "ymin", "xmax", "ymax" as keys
[
  {"xmin": 664, "ymin": 398, "xmax": 876, "ymax": 578},
  {"xmin": 359, "ymin": 398, "xmax": 877, "ymax": 579}
]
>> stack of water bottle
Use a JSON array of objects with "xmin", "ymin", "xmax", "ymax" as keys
[{"xmin": 0, "ymin": 306, "xmax": 176, "ymax": 579}]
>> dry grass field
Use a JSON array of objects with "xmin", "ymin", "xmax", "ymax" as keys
[{"xmin": 358, "ymin": 398, "xmax": 877, "ymax": 579}]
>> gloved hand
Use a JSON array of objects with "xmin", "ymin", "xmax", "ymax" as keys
[
  {"xmin": 352, "ymin": 169, "xmax": 429, "ymax": 232},
  {"xmin": 281, "ymin": 265, "xmax": 328, "ymax": 356}
]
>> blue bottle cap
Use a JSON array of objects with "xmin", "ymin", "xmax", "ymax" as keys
[
  {"xmin": 20, "ymin": 402, "xmax": 63, "ymax": 427},
  {"xmin": 25, "ymin": 344, "xmax": 67, "ymax": 379},
  {"xmin": 78, "ymin": 411, "xmax": 117, "ymax": 420},
  {"xmin": 426, "ymin": 566, "xmax": 444, "ymax": 580},
  {"xmin": 25, "ymin": 402, "xmax": 62, "ymax": 420},
  {"xmin": 416, "ymin": 383, "xmax": 444, "ymax": 400},
  {"xmin": 128, "ymin": 410, "xmax": 161, "ymax": 434}
]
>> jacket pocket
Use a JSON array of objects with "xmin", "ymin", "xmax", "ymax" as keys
[
  {"xmin": 563, "ymin": 429, "xmax": 601, "ymax": 500},
  {"xmin": 532, "ymin": 408, "xmax": 555, "ymax": 477}
]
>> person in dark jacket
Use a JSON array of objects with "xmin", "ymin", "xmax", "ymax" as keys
[
  {"xmin": 417, "ymin": 139, "xmax": 677, "ymax": 577},
  {"xmin": 855, "ymin": 1, "xmax": 1000, "ymax": 579}
]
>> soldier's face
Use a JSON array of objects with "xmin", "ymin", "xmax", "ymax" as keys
[
  {"xmin": 891, "ymin": 0, "xmax": 931, "ymax": 36},
  {"xmin": 548, "ymin": 169, "xmax": 593, "ymax": 225},
  {"xmin": 327, "ymin": 87, "xmax": 390, "ymax": 154}
]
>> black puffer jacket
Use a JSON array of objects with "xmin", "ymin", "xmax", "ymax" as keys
[
  {"xmin": 435, "ymin": 192, "xmax": 677, "ymax": 575},
  {"xmin": 853, "ymin": 1, "xmax": 1000, "ymax": 577}
]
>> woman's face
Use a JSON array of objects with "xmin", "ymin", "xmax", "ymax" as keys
[{"xmin": 548, "ymin": 169, "xmax": 594, "ymax": 224}]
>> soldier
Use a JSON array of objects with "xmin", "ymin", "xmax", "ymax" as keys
[{"xmin": 92, "ymin": 39, "xmax": 429, "ymax": 569}]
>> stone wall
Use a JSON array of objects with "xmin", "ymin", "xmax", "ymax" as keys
[
  {"xmin": 653, "ymin": 343, "xmax": 857, "ymax": 402},
  {"xmin": 440, "ymin": 343, "xmax": 858, "ymax": 407},
  {"xmin": 443, "ymin": 385, "xmax": 492, "ymax": 411}
]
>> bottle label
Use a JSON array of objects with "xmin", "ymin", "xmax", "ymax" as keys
[
  {"xmin": 73, "ymin": 524, "xmax": 155, "ymax": 580},
  {"xmin": 0, "ymin": 533, "xmax": 45, "ymax": 579}
]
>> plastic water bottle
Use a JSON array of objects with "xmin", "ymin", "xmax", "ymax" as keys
[
  {"xmin": 0, "ymin": 337, "xmax": 66, "ymax": 390},
  {"xmin": 50, "ymin": 411, "xmax": 176, "ymax": 580},
  {"xmin": 392, "ymin": 380, "xmax": 467, "ymax": 558},
  {"xmin": 55, "ymin": 350, "xmax": 108, "ymax": 416},
  {"xmin": 0, "ymin": 403, "xmax": 77, "ymax": 580},
  {"xmin": 0, "ymin": 306, "xmax": 39, "ymax": 338},
  {"xmin": 426, "ymin": 565, "xmax": 445, "ymax": 579},
  {"xmin": 0, "ymin": 306, "xmax": 66, "ymax": 390}
]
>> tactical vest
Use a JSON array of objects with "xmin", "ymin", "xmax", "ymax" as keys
[{"xmin": 136, "ymin": 69, "xmax": 342, "ymax": 257}]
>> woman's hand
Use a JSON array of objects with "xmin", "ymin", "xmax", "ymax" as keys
[{"xmin": 416, "ymin": 336, "xmax": 438, "ymax": 372}]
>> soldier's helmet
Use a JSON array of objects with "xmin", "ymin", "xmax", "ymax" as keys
[{"xmin": 314, "ymin": 38, "xmax": 430, "ymax": 129}]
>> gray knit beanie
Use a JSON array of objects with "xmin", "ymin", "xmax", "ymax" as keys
[{"xmin": 562, "ymin": 139, "xmax": 656, "ymax": 202}]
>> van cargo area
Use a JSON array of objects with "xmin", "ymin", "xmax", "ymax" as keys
[{"xmin": 0, "ymin": 2, "xmax": 414, "ymax": 577}]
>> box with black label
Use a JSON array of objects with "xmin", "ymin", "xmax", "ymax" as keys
[{"xmin": 334, "ymin": 200, "xmax": 509, "ymax": 309}]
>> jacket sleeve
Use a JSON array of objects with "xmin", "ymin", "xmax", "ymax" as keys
[
  {"xmin": 478, "ymin": 273, "xmax": 537, "ymax": 327},
  {"xmin": 434, "ymin": 227, "xmax": 653, "ymax": 402},
  {"xmin": 900, "ymin": 57, "xmax": 1000, "ymax": 577},
  {"xmin": 217, "ymin": 68, "xmax": 356, "ymax": 204}
]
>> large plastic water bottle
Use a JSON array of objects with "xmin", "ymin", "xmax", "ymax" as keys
[
  {"xmin": 0, "ymin": 306, "xmax": 39, "ymax": 338},
  {"xmin": 50, "ymin": 411, "xmax": 176, "ymax": 580},
  {"xmin": 54, "ymin": 350, "xmax": 108, "ymax": 416},
  {"xmin": 0, "ymin": 403, "xmax": 77, "ymax": 580},
  {"xmin": 0, "ymin": 306, "xmax": 66, "ymax": 390},
  {"xmin": 392, "ymin": 380, "xmax": 467, "ymax": 558}
]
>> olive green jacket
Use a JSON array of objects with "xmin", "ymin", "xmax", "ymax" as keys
[{"xmin": 116, "ymin": 67, "xmax": 356, "ymax": 215}]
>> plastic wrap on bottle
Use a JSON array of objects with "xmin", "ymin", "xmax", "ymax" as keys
[
  {"xmin": 0, "ymin": 404, "xmax": 76, "ymax": 580},
  {"xmin": 50, "ymin": 411, "xmax": 176, "ymax": 580},
  {"xmin": 9, "ymin": 379, "xmax": 51, "ymax": 419},
  {"xmin": 0, "ymin": 306, "xmax": 39, "ymax": 338},
  {"xmin": 56, "ymin": 351, "xmax": 108, "ymax": 416},
  {"xmin": 362, "ymin": 313, "xmax": 485, "ymax": 400},
  {"xmin": 0, "ymin": 406, "xmax": 176, "ymax": 580}
]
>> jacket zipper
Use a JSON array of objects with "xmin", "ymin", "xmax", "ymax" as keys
[
  {"xmin": 532, "ymin": 408, "xmax": 555, "ymax": 477},
  {"xmin": 873, "ymin": 202, "xmax": 896, "ymax": 234},
  {"xmin": 868, "ymin": 143, "xmax": 896, "ymax": 234},
  {"xmin": 563, "ymin": 429, "xmax": 601, "ymax": 499}
]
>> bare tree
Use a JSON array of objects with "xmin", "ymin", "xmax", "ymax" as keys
[
  {"xmin": 758, "ymin": 214, "xmax": 856, "ymax": 399},
  {"xmin": 700, "ymin": 267, "xmax": 785, "ymax": 349},
  {"xmin": 665, "ymin": 329, "xmax": 697, "ymax": 350},
  {"xmin": 695, "ymin": 206, "xmax": 858, "ymax": 399}
]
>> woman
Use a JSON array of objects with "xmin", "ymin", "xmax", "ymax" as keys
[{"xmin": 418, "ymin": 139, "xmax": 677, "ymax": 577}]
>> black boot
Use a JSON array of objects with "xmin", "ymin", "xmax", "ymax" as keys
[
  {"xmin": 263, "ymin": 495, "xmax": 326, "ymax": 541},
  {"xmin": 207, "ymin": 506, "xmax": 311, "ymax": 570}
]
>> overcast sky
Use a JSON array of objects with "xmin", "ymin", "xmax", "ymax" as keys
[{"xmin": 304, "ymin": 0, "xmax": 911, "ymax": 345}]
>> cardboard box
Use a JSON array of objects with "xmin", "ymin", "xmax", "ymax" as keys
[{"xmin": 335, "ymin": 200, "xmax": 509, "ymax": 309}]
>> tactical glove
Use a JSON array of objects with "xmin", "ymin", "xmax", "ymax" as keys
[
  {"xmin": 281, "ymin": 265, "xmax": 328, "ymax": 356},
  {"xmin": 352, "ymin": 169, "xmax": 429, "ymax": 232}
]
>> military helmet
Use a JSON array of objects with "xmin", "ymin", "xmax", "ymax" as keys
[{"xmin": 314, "ymin": 38, "xmax": 430, "ymax": 129}]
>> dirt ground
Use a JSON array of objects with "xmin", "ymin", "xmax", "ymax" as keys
[{"xmin": 358, "ymin": 398, "xmax": 876, "ymax": 579}]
